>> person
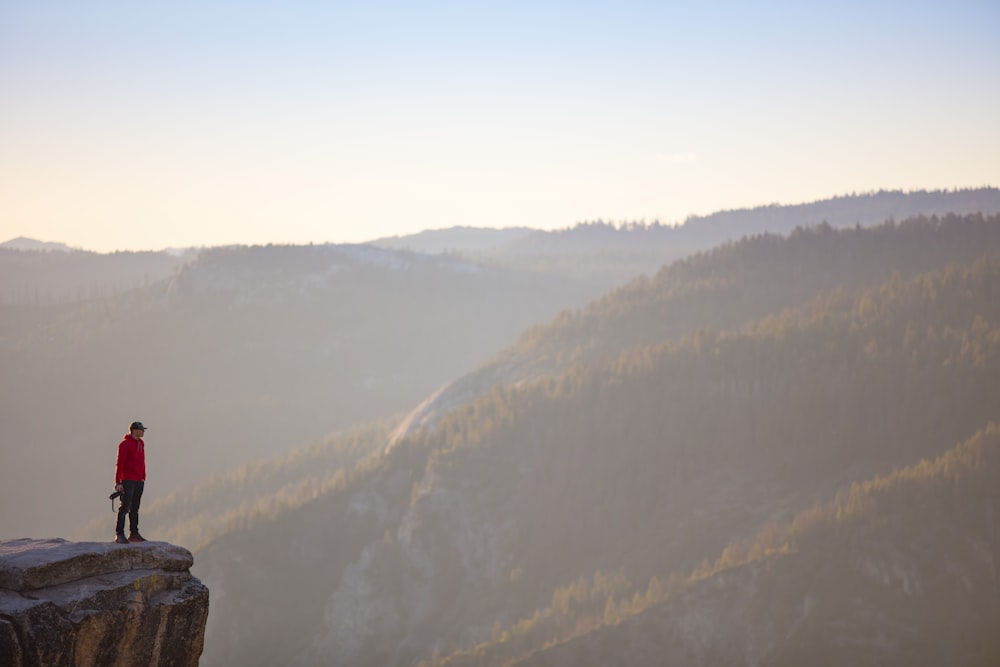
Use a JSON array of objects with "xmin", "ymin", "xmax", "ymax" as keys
[{"xmin": 114, "ymin": 421, "xmax": 148, "ymax": 544}]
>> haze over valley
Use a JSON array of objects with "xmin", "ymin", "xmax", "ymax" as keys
[
  {"xmin": 3, "ymin": 189, "xmax": 1000, "ymax": 665},
  {"xmin": 3, "ymin": 1, "xmax": 999, "ymax": 664}
]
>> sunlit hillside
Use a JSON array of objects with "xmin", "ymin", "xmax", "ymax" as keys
[
  {"xmin": 445, "ymin": 424, "xmax": 1000, "ymax": 666},
  {"xmin": 170, "ymin": 213, "xmax": 1000, "ymax": 666},
  {"xmin": 3, "ymin": 244, "xmax": 599, "ymax": 539},
  {"xmin": 12, "ymin": 191, "xmax": 992, "ymax": 542},
  {"xmin": 6, "ymin": 2, "xmax": 999, "ymax": 663}
]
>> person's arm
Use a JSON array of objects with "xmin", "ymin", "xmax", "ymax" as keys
[{"xmin": 115, "ymin": 440, "xmax": 128, "ymax": 486}]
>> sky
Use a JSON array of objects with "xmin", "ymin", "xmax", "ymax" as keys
[{"xmin": 1, "ymin": 1, "xmax": 998, "ymax": 253}]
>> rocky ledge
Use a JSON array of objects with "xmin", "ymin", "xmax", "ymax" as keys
[{"xmin": 0, "ymin": 538, "xmax": 208, "ymax": 667}]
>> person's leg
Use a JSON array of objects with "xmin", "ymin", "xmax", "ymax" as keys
[
  {"xmin": 115, "ymin": 482, "xmax": 136, "ymax": 537},
  {"xmin": 128, "ymin": 480, "xmax": 144, "ymax": 536}
]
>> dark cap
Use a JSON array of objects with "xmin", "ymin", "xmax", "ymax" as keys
[{"xmin": 130, "ymin": 421, "xmax": 148, "ymax": 431}]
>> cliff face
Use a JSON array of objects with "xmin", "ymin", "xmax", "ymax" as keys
[{"xmin": 0, "ymin": 538, "xmax": 209, "ymax": 667}]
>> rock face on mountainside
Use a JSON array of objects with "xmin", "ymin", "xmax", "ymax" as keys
[{"xmin": 0, "ymin": 538, "xmax": 208, "ymax": 667}]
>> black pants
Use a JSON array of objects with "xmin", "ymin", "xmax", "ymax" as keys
[{"xmin": 115, "ymin": 479, "xmax": 144, "ymax": 535}]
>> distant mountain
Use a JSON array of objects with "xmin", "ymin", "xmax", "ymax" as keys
[
  {"xmin": 14, "ymin": 190, "xmax": 1000, "ymax": 665},
  {"xmin": 172, "ymin": 214, "xmax": 999, "ymax": 666},
  {"xmin": 370, "ymin": 226, "xmax": 535, "ymax": 255},
  {"xmin": 0, "ymin": 236, "xmax": 78, "ymax": 252},
  {"xmin": 479, "ymin": 188, "xmax": 1000, "ymax": 286},
  {"xmin": 387, "ymin": 213, "xmax": 1000, "ymax": 447},
  {"xmin": 0, "ymin": 243, "xmax": 195, "ymax": 305},
  {"xmin": 679, "ymin": 186, "xmax": 1000, "ymax": 241},
  {"xmin": 2, "ymin": 243, "xmax": 600, "ymax": 539}
]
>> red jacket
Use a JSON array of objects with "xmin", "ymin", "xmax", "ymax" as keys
[{"xmin": 115, "ymin": 433, "xmax": 146, "ymax": 483}]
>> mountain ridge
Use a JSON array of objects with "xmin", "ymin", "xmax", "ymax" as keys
[
  {"xmin": 500, "ymin": 423, "xmax": 1000, "ymax": 667},
  {"xmin": 186, "ymin": 215, "xmax": 1000, "ymax": 666},
  {"xmin": 0, "ymin": 236, "xmax": 78, "ymax": 253},
  {"xmin": 8, "ymin": 190, "xmax": 999, "ymax": 664},
  {"xmin": 4, "ymin": 241, "xmax": 598, "ymax": 539},
  {"xmin": 386, "ymin": 214, "xmax": 1000, "ymax": 449}
]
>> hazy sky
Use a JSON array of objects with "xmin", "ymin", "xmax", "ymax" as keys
[{"xmin": 2, "ymin": 1, "xmax": 998, "ymax": 252}]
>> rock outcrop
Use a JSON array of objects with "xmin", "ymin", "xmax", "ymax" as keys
[{"xmin": 0, "ymin": 538, "xmax": 208, "ymax": 667}]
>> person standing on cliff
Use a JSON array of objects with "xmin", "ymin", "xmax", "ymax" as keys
[{"xmin": 114, "ymin": 421, "xmax": 148, "ymax": 544}]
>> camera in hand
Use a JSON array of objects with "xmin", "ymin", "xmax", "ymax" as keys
[{"xmin": 109, "ymin": 490, "xmax": 122, "ymax": 500}]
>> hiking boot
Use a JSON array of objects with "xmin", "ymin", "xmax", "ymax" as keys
[
  {"xmin": 128, "ymin": 532, "xmax": 147, "ymax": 543},
  {"xmin": 114, "ymin": 534, "xmax": 129, "ymax": 544}
]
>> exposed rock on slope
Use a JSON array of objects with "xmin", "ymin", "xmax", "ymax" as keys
[{"xmin": 0, "ymin": 539, "xmax": 208, "ymax": 667}]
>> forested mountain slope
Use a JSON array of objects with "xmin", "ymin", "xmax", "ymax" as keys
[
  {"xmin": 678, "ymin": 186, "xmax": 1000, "ymax": 243},
  {"xmin": 190, "ymin": 216, "xmax": 1000, "ymax": 666},
  {"xmin": 368, "ymin": 189, "xmax": 1000, "ymax": 289},
  {"xmin": 510, "ymin": 213, "xmax": 1000, "ymax": 366},
  {"xmin": 0, "ymin": 244, "xmax": 192, "ymax": 305},
  {"xmin": 480, "ymin": 424, "xmax": 1000, "ymax": 667},
  {"xmin": 50, "ymin": 207, "xmax": 994, "ymax": 546},
  {"xmin": 388, "ymin": 214, "xmax": 999, "ymax": 445},
  {"xmin": 478, "ymin": 188, "xmax": 1000, "ymax": 283},
  {"xmin": 3, "ymin": 244, "xmax": 598, "ymax": 539},
  {"xmin": 76, "ymin": 420, "xmax": 394, "ymax": 551}
]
